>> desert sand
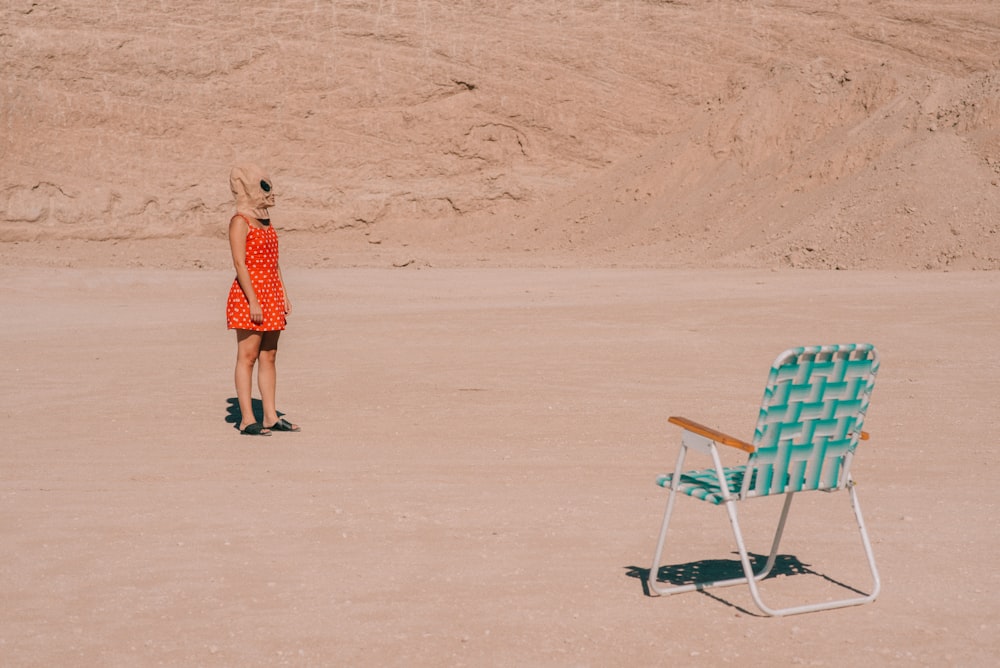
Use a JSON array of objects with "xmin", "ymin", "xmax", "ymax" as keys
[{"xmin": 2, "ymin": 1, "xmax": 1000, "ymax": 666}]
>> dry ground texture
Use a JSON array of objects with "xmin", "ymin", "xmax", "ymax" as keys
[
  {"xmin": 3, "ymin": 267, "xmax": 1000, "ymax": 666},
  {"xmin": 2, "ymin": 1, "xmax": 1000, "ymax": 666}
]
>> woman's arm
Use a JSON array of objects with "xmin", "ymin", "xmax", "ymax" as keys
[
  {"xmin": 229, "ymin": 215, "xmax": 263, "ymax": 325},
  {"xmin": 276, "ymin": 262, "xmax": 291, "ymax": 315}
]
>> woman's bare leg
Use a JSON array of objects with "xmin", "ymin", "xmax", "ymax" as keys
[
  {"xmin": 258, "ymin": 330, "xmax": 280, "ymax": 427},
  {"xmin": 235, "ymin": 329, "xmax": 263, "ymax": 430},
  {"xmin": 258, "ymin": 330, "xmax": 299, "ymax": 430}
]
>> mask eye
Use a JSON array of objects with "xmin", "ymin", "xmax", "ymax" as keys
[{"xmin": 260, "ymin": 180, "xmax": 272, "ymax": 193}]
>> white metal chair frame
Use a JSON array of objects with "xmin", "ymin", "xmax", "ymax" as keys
[{"xmin": 648, "ymin": 344, "xmax": 881, "ymax": 617}]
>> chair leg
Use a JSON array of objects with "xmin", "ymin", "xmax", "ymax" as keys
[
  {"xmin": 734, "ymin": 483, "xmax": 881, "ymax": 617},
  {"xmin": 849, "ymin": 480, "xmax": 882, "ymax": 599},
  {"xmin": 649, "ymin": 491, "xmax": 778, "ymax": 597},
  {"xmin": 651, "ymin": 486, "xmax": 880, "ymax": 615},
  {"xmin": 648, "ymin": 446, "xmax": 687, "ymax": 596},
  {"xmin": 751, "ymin": 492, "xmax": 796, "ymax": 582}
]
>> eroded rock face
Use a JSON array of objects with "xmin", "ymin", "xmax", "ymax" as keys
[{"xmin": 3, "ymin": 1, "xmax": 999, "ymax": 268}]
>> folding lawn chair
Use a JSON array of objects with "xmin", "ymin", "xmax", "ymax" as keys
[{"xmin": 648, "ymin": 344, "xmax": 881, "ymax": 616}]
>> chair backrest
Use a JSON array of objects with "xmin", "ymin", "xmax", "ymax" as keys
[{"xmin": 741, "ymin": 344, "xmax": 879, "ymax": 499}]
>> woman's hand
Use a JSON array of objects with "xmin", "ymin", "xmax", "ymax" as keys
[
  {"xmin": 284, "ymin": 295, "xmax": 293, "ymax": 315},
  {"xmin": 249, "ymin": 301, "xmax": 264, "ymax": 325}
]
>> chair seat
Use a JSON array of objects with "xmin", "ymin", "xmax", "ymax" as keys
[{"xmin": 656, "ymin": 466, "xmax": 749, "ymax": 505}]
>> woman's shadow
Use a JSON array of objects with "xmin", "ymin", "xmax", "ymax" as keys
[{"xmin": 225, "ymin": 397, "xmax": 287, "ymax": 430}]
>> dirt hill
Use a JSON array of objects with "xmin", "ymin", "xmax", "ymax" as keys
[{"xmin": 3, "ymin": 1, "xmax": 998, "ymax": 268}]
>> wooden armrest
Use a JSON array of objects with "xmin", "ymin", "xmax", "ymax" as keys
[
  {"xmin": 668, "ymin": 416, "xmax": 755, "ymax": 453},
  {"xmin": 668, "ymin": 416, "xmax": 869, "ymax": 448}
]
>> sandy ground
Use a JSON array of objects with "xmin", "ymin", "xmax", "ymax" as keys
[{"xmin": 3, "ymin": 265, "xmax": 998, "ymax": 666}]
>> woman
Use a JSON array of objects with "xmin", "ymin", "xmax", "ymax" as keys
[{"xmin": 226, "ymin": 163, "xmax": 300, "ymax": 436}]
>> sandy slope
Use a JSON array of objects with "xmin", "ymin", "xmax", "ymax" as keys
[{"xmin": 3, "ymin": 1, "xmax": 999, "ymax": 268}]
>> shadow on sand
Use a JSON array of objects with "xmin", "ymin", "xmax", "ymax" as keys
[
  {"xmin": 224, "ymin": 397, "xmax": 287, "ymax": 430},
  {"xmin": 625, "ymin": 553, "xmax": 869, "ymax": 615}
]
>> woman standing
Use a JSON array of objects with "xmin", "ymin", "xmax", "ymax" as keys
[{"xmin": 226, "ymin": 163, "xmax": 300, "ymax": 436}]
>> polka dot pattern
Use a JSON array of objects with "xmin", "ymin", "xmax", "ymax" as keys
[{"xmin": 226, "ymin": 218, "xmax": 286, "ymax": 332}]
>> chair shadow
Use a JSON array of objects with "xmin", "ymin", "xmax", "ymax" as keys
[
  {"xmin": 225, "ymin": 397, "xmax": 286, "ymax": 430},
  {"xmin": 625, "ymin": 552, "xmax": 868, "ymax": 615}
]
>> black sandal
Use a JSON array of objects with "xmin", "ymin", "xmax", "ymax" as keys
[
  {"xmin": 266, "ymin": 418, "xmax": 301, "ymax": 432},
  {"xmin": 240, "ymin": 422, "xmax": 272, "ymax": 436}
]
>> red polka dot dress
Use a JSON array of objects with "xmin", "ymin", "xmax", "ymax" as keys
[{"xmin": 226, "ymin": 216, "xmax": 287, "ymax": 332}]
